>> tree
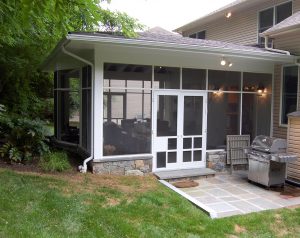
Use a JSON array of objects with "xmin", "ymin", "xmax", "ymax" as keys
[{"xmin": 0, "ymin": 0, "xmax": 143, "ymax": 116}]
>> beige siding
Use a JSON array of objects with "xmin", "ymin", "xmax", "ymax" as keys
[
  {"xmin": 287, "ymin": 117, "xmax": 300, "ymax": 181},
  {"xmin": 274, "ymin": 31, "xmax": 300, "ymax": 55},
  {"xmin": 272, "ymin": 65, "xmax": 288, "ymax": 139},
  {"xmin": 183, "ymin": 0, "xmax": 300, "ymax": 46}
]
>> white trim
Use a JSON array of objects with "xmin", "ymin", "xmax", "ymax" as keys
[{"xmin": 159, "ymin": 180, "xmax": 218, "ymax": 219}]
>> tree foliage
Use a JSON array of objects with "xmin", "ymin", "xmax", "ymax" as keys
[{"xmin": 0, "ymin": 0, "xmax": 143, "ymax": 115}]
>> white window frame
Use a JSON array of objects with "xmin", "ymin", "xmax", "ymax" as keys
[
  {"xmin": 279, "ymin": 64, "xmax": 300, "ymax": 127},
  {"xmin": 257, "ymin": 0, "xmax": 293, "ymax": 44}
]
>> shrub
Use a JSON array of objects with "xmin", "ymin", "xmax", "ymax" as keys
[
  {"xmin": 0, "ymin": 107, "xmax": 50, "ymax": 162},
  {"xmin": 39, "ymin": 151, "xmax": 71, "ymax": 172}
]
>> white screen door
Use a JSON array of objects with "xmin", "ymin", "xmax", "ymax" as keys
[{"xmin": 152, "ymin": 91, "xmax": 207, "ymax": 171}]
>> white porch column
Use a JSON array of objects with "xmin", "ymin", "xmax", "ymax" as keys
[{"xmin": 93, "ymin": 48, "xmax": 103, "ymax": 159}]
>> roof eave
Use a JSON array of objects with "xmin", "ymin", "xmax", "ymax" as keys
[
  {"xmin": 260, "ymin": 25, "xmax": 300, "ymax": 38},
  {"xmin": 40, "ymin": 38, "xmax": 69, "ymax": 71},
  {"xmin": 68, "ymin": 34, "xmax": 296, "ymax": 63}
]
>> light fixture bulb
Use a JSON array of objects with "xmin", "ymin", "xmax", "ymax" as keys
[
  {"xmin": 220, "ymin": 59, "xmax": 226, "ymax": 66},
  {"xmin": 228, "ymin": 62, "xmax": 233, "ymax": 67},
  {"xmin": 226, "ymin": 12, "xmax": 232, "ymax": 18}
]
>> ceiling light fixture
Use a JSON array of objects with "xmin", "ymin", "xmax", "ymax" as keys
[
  {"xmin": 226, "ymin": 12, "xmax": 232, "ymax": 18},
  {"xmin": 220, "ymin": 58, "xmax": 226, "ymax": 66}
]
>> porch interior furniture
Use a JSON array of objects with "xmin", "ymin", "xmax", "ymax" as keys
[{"xmin": 226, "ymin": 135, "xmax": 250, "ymax": 174}]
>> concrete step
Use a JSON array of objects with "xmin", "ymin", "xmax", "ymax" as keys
[{"xmin": 154, "ymin": 168, "xmax": 216, "ymax": 181}]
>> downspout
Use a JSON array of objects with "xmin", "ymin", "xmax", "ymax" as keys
[
  {"xmin": 263, "ymin": 36, "xmax": 291, "ymax": 55},
  {"xmin": 61, "ymin": 44, "xmax": 94, "ymax": 173}
]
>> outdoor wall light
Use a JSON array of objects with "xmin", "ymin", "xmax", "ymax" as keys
[
  {"xmin": 228, "ymin": 62, "xmax": 233, "ymax": 67},
  {"xmin": 226, "ymin": 12, "xmax": 232, "ymax": 18}
]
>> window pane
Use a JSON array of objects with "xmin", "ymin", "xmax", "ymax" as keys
[
  {"xmin": 194, "ymin": 151, "xmax": 202, "ymax": 161},
  {"xmin": 276, "ymin": 2, "xmax": 292, "ymax": 24},
  {"xmin": 157, "ymin": 95, "xmax": 178, "ymax": 136},
  {"xmin": 242, "ymin": 94, "xmax": 271, "ymax": 140},
  {"xmin": 259, "ymin": 8, "xmax": 274, "ymax": 32},
  {"xmin": 183, "ymin": 151, "xmax": 192, "ymax": 162},
  {"xmin": 184, "ymin": 96, "xmax": 203, "ymax": 135},
  {"xmin": 154, "ymin": 66, "xmax": 180, "ymax": 89},
  {"xmin": 56, "ymin": 70, "xmax": 80, "ymax": 145},
  {"xmin": 168, "ymin": 152, "xmax": 177, "ymax": 163},
  {"xmin": 157, "ymin": 152, "xmax": 166, "ymax": 168},
  {"xmin": 281, "ymin": 66, "xmax": 299, "ymax": 125},
  {"xmin": 207, "ymin": 93, "xmax": 240, "ymax": 149},
  {"xmin": 183, "ymin": 138, "xmax": 192, "ymax": 149},
  {"xmin": 182, "ymin": 68, "xmax": 206, "ymax": 90},
  {"xmin": 103, "ymin": 89, "xmax": 151, "ymax": 155},
  {"xmin": 104, "ymin": 63, "xmax": 152, "ymax": 88},
  {"xmin": 194, "ymin": 138, "xmax": 202, "ymax": 148},
  {"xmin": 168, "ymin": 138, "xmax": 177, "ymax": 150},
  {"xmin": 197, "ymin": 31, "xmax": 206, "ymax": 39},
  {"xmin": 243, "ymin": 73, "xmax": 272, "ymax": 93},
  {"xmin": 208, "ymin": 70, "xmax": 241, "ymax": 91}
]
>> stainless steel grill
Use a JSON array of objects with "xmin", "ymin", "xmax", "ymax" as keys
[{"xmin": 245, "ymin": 135, "xmax": 297, "ymax": 187}]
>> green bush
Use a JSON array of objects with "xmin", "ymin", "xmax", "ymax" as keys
[
  {"xmin": 0, "ymin": 107, "xmax": 50, "ymax": 162},
  {"xmin": 39, "ymin": 151, "xmax": 71, "ymax": 172}
]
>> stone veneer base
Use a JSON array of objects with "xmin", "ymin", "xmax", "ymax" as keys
[{"xmin": 92, "ymin": 157, "xmax": 152, "ymax": 175}]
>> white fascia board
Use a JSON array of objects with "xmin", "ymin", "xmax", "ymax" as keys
[{"xmin": 67, "ymin": 34, "xmax": 296, "ymax": 63}]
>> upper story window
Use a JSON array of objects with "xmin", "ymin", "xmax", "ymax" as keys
[
  {"xmin": 189, "ymin": 30, "xmax": 206, "ymax": 39},
  {"xmin": 281, "ymin": 66, "xmax": 299, "ymax": 125},
  {"xmin": 258, "ymin": 1, "xmax": 292, "ymax": 46}
]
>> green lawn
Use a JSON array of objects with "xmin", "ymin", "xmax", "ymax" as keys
[{"xmin": 0, "ymin": 169, "xmax": 299, "ymax": 238}]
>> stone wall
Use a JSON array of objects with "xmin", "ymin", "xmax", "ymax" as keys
[
  {"xmin": 206, "ymin": 151, "xmax": 227, "ymax": 172},
  {"xmin": 92, "ymin": 157, "xmax": 152, "ymax": 175}
]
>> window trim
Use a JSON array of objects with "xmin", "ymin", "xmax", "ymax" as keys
[
  {"xmin": 189, "ymin": 30, "xmax": 206, "ymax": 39},
  {"xmin": 279, "ymin": 64, "xmax": 299, "ymax": 127},
  {"xmin": 257, "ymin": 0, "xmax": 293, "ymax": 44}
]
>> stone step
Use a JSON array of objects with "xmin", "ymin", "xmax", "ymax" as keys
[{"xmin": 154, "ymin": 168, "xmax": 216, "ymax": 181}]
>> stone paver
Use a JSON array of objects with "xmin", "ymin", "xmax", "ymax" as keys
[{"xmin": 171, "ymin": 172, "xmax": 300, "ymax": 218}]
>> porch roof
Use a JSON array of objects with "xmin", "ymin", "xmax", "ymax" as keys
[
  {"xmin": 260, "ymin": 11, "xmax": 300, "ymax": 37},
  {"xmin": 42, "ymin": 27, "xmax": 296, "ymax": 71}
]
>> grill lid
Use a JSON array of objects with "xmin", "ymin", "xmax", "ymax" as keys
[{"xmin": 251, "ymin": 135, "xmax": 287, "ymax": 153}]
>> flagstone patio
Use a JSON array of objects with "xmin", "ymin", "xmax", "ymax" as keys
[{"xmin": 160, "ymin": 171, "xmax": 300, "ymax": 218}]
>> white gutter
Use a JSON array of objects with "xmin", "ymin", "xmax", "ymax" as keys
[
  {"xmin": 61, "ymin": 44, "xmax": 94, "ymax": 173},
  {"xmin": 263, "ymin": 36, "xmax": 291, "ymax": 55}
]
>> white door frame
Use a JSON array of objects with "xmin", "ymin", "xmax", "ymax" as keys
[{"xmin": 152, "ymin": 90, "xmax": 207, "ymax": 172}]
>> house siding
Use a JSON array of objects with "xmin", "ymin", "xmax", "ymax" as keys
[
  {"xmin": 274, "ymin": 31, "xmax": 300, "ymax": 55},
  {"xmin": 287, "ymin": 117, "xmax": 300, "ymax": 182},
  {"xmin": 182, "ymin": 0, "xmax": 300, "ymax": 46}
]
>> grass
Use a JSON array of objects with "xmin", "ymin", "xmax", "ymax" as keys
[
  {"xmin": 39, "ymin": 151, "xmax": 71, "ymax": 172},
  {"xmin": 0, "ymin": 169, "xmax": 299, "ymax": 238}
]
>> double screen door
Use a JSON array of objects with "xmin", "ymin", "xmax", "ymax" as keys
[{"xmin": 153, "ymin": 91, "xmax": 207, "ymax": 171}]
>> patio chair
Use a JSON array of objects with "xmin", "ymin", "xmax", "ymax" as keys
[{"xmin": 226, "ymin": 135, "xmax": 250, "ymax": 174}]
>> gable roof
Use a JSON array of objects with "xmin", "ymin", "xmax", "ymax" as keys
[
  {"xmin": 174, "ymin": 0, "xmax": 261, "ymax": 33},
  {"xmin": 260, "ymin": 11, "xmax": 300, "ymax": 37}
]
